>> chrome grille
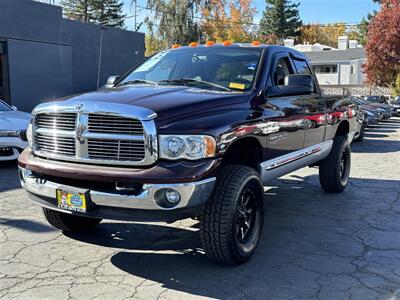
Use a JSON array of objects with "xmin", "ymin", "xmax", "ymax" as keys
[
  {"xmin": 88, "ymin": 114, "xmax": 143, "ymax": 135},
  {"xmin": 35, "ymin": 113, "xmax": 76, "ymax": 131},
  {"xmin": 35, "ymin": 134, "xmax": 75, "ymax": 156},
  {"xmin": 31, "ymin": 101, "xmax": 158, "ymax": 166},
  {"xmin": 88, "ymin": 139, "xmax": 145, "ymax": 161}
]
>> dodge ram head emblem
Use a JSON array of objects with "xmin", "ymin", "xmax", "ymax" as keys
[
  {"xmin": 76, "ymin": 122, "xmax": 86, "ymax": 144},
  {"xmin": 75, "ymin": 103, "xmax": 83, "ymax": 110}
]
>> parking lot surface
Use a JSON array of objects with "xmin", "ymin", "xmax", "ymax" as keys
[{"xmin": 1, "ymin": 117, "xmax": 400, "ymax": 300}]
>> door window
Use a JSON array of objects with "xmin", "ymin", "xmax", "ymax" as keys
[
  {"xmin": 293, "ymin": 58, "xmax": 312, "ymax": 75},
  {"xmin": 273, "ymin": 57, "xmax": 293, "ymax": 86}
]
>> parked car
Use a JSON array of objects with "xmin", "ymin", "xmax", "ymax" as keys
[
  {"xmin": 393, "ymin": 96, "xmax": 400, "ymax": 116},
  {"xmin": 351, "ymin": 96, "xmax": 381, "ymax": 125},
  {"xmin": 0, "ymin": 100, "xmax": 30, "ymax": 161},
  {"xmin": 364, "ymin": 96, "xmax": 396, "ymax": 117},
  {"xmin": 18, "ymin": 44, "xmax": 358, "ymax": 265}
]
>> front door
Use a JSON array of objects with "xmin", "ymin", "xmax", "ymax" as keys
[{"xmin": 261, "ymin": 54, "xmax": 306, "ymax": 160}]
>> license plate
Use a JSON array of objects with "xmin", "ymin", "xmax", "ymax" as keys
[{"xmin": 56, "ymin": 189, "xmax": 87, "ymax": 213}]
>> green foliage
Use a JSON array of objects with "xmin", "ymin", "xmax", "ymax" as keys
[
  {"xmin": 259, "ymin": 0, "xmax": 302, "ymax": 39},
  {"xmin": 92, "ymin": 0, "xmax": 126, "ymax": 28},
  {"xmin": 60, "ymin": 0, "xmax": 125, "ymax": 28},
  {"xmin": 145, "ymin": 0, "xmax": 203, "ymax": 46},
  {"xmin": 391, "ymin": 74, "xmax": 400, "ymax": 96}
]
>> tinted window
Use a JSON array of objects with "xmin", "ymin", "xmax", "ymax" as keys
[
  {"xmin": 293, "ymin": 58, "xmax": 311, "ymax": 75},
  {"xmin": 120, "ymin": 47, "xmax": 262, "ymax": 91},
  {"xmin": 273, "ymin": 57, "xmax": 293, "ymax": 86}
]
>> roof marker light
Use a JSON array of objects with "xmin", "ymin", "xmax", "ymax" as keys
[
  {"xmin": 252, "ymin": 41, "xmax": 261, "ymax": 46},
  {"xmin": 171, "ymin": 44, "xmax": 181, "ymax": 49},
  {"xmin": 223, "ymin": 40, "xmax": 233, "ymax": 46},
  {"xmin": 205, "ymin": 41, "xmax": 215, "ymax": 47},
  {"xmin": 189, "ymin": 42, "xmax": 199, "ymax": 47}
]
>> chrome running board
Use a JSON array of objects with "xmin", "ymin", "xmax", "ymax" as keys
[{"xmin": 259, "ymin": 140, "xmax": 333, "ymax": 185}]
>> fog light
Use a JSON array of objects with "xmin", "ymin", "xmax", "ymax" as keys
[
  {"xmin": 154, "ymin": 188, "xmax": 181, "ymax": 209},
  {"xmin": 165, "ymin": 189, "xmax": 181, "ymax": 204}
]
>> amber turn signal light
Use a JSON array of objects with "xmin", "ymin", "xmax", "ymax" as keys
[
  {"xmin": 189, "ymin": 42, "xmax": 199, "ymax": 47},
  {"xmin": 205, "ymin": 41, "xmax": 215, "ymax": 47},
  {"xmin": 252, "ymin": 41, "xmax": 261, "ymax": 46},
  {"xmin": 223, "ymin": 40, "xmax": 232, "ymax": 46},
  {"xmin": 171, "ymin": 44, "xmax": 181, "ymax": 49}
]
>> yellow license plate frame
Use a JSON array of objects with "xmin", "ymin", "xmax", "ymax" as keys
[{"xmin": 56, "ymin": 189, "xmax": 87, "ymax": 213}]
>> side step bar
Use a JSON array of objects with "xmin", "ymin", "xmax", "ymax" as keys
[{"xmin": 258, "ymin": 140, "xmax": 333, "ymax": 185}]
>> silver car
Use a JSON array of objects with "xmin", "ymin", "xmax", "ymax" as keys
[{"xmin": 0, "ymin": 100, "xmax": 31, "ymax": 161}]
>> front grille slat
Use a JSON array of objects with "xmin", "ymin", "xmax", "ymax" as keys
[
  {"xmin": 88, "ymin": 139, "xmax": 145, "ymax": 161},
  {"xmin": 34, "ymin": 134, "xmax": 75, "ymax": 156},
  {"xmin": 88, "ymin": 114, "xmax": 144, "ymax": 135},
  {"xmin": 35, "ymin": 113, "xmax": 76, "ymax": 131}
]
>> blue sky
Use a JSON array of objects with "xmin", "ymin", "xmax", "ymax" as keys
[{"xmin": 123, "ymin": 0, "xmax": 380, "ymax": 31}]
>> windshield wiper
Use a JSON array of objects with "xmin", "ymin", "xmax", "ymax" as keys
[
  {"xmin": 158, "ymin": 78, "xmax": 231, "ymax": 92},
  {"xmin": 118, "ymin": 79, "xmax": 158, "ymax": 86}
]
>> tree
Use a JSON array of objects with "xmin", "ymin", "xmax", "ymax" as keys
[
  {"xmin": 60, "ymin": 0, "xmax": 125, "ymax": 28},
  {"xmin": 364, "ymin": 0, "xmax": 400, "ymax": 86},
  {"xmin": 259, "ymin": 0, "xmax": 302, "ymax": 40},
  {"xmin": 144, "ymin": 0, "xmax": 203, "ymax": 46},
  {"xmin": 61, "ymin": 0, "xmax": 94, "ymax": 22},
  {"xmin": 299, "ymin": 23, "xmax": 346, "ymax": 48},
  {"xmin": 201, "ymin": 0, "xmax": 257, "ymax": 43},
  {"xmin": 91, "ymin": 0, "xmax": 126, "ymax": 28}
]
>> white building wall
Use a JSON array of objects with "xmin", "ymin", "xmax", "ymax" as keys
[
  {"xmin": 315, "ymin": 73, "xmax": 339, "ymax": 85},
  {"xmin": 339, "ymin": 64, "xmax": 351, "ymax": 85}
]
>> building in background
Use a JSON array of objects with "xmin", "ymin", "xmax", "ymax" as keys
[
  {"xmin": 285, "ymin": 36, "xmax": 366, "ymax": 86},
  {"xmin": 0, "ymin": 0, "xmax": 145, "ymax": 112}
]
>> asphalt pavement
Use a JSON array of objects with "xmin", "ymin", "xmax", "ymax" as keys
[{"xmin": 1, "ymin": 117, "xmax": 400, "ymax": 300}]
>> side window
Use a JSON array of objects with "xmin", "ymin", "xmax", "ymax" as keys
[
  {"xmin": 273, "ymin": 57, "xmax": 293, "ymax": 86},
  {"xmin": 293, "ymin": 58, "xmax": 312, "ymax": 75}
]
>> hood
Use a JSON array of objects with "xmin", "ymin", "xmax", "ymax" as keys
[
  {"xmin": 57, "ymin": 85, "xmax": 249, "ymax": 121},
  {"xmin": 0, "ymin": 111, "xmax": 31, "ymax": 131}
]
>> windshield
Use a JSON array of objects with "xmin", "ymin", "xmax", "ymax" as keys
[
  {"xmin": 118, "ymin": 47, "xmax": 263, "ymax": 92},
  {"xmin": 0, "ymin": 100, "xmax": 11, "ymax": 112}
]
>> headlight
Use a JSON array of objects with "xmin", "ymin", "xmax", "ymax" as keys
[
  {"xmin": 26, "ymin": 121, "xmax": 33, "ymax": 146},
  {"xmin": 0, "ymin": 130, "xmax": 19, "ymax": 137},
  {"xmin": 159, "ymin": 135, "xmax": 216, "ymax": 160}
]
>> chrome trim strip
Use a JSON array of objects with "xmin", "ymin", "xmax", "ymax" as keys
[
  {"xmin": 259, "ymin": 140, "xmax": 333, "ymax": 185},
  {"xmin": 19, "ymin": 167, "xmax": 215, "ymax": 211},
  {"xmin": 31, "ymin": 101, "xmax": 158, "ymax": 166}
]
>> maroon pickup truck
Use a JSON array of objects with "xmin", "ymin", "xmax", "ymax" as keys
[{"xmin": 18, "ymin": 44, "xmax": 359, "ymax": 265}]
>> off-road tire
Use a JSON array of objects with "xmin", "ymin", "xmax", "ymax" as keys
[
  {"xmin": 319, "ymin": 136, "xmax": 351, "ymax": 193},
  {"xmin": 200, "ymin": 165, "xmax": 264, "ymax": 265},
  {"xmin": 354, "ymin": 124, "xmax": 365, "ymax": 142},
  {"xmin": 43, "ymin": 208, "xmax": 102, "ymax": 232}
]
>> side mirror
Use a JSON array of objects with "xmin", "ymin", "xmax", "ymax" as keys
[
  {"xmin": 105, "ymin": 75, "xmax": 121, "ymax": 88},
  {"xmin": 11, "ymin": 105, "xmax": 17, "ymax": 111},
  {"xmin": 267, "ymin": 74, "xmax": 314, "ymax": 98}
]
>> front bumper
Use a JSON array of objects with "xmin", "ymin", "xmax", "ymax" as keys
[
  {"xmin": 19, "ymin": 167, "xmax": 216, "ymax": 222},
  {"xmin": 0, "ymin": 137, "xmax": 28, "ymax": 161}
]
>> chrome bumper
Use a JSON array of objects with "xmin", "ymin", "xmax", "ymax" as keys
[{"xmin": 19, "ymin": 167, "xmax": 216, "ymax": 212}]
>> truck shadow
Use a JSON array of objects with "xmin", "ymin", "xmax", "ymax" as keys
[
  {"xmin": 351, "ymin": 138, "xmax": 400, "ymax": 153},
  {"xmin": 66, "ymin": 175, "xmax": 400, "ymax": 299}
]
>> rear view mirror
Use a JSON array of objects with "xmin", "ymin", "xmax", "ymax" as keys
[{"xmin": 267, "ymin": 74, "xmax": 314, "ymax": 98}]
